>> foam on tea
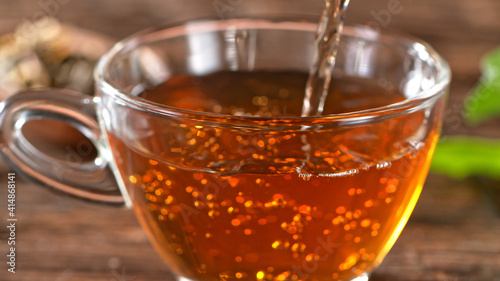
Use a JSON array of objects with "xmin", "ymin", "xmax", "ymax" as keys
[{"xmin": 107, "ymin": 71, "xmax": 440, "ymax": 281}]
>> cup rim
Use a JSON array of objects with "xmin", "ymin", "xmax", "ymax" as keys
[{"xmin": 95, "ymin": 18, "xmax": 451, "ymax": 126}]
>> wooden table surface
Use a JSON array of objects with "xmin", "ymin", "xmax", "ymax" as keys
[{"xmin": 1, "ymin": 0, "xmax": 500, "ymax": 280}]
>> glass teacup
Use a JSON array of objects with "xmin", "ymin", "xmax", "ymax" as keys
[{"xmin": 0, "ymin": 17, "xmax": 450, "ymax": 281}]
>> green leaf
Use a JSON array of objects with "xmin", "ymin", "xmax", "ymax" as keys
[
  {"xmin": 430, "ymin": 137, "xmax": 500, "ymax": 180},
  {"xmin": 464, "ymin": 79, "xmax": 500, "ymax": 124},
  {"xmin": 482, "ymin": 47, "xmax": 500, "ymax": 81},
  {"xmin": 464, "ymin": 47, "xmax": 500, "ymax": 125}
]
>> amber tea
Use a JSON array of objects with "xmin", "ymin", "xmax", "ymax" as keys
[{"xmin": 107, "ymin": 71, "xmax": 441, "ymax": 281}]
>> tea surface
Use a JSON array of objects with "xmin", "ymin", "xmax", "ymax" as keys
[{"xmin": 139, "ymin": 71, "xmax": 403, "ymax": 117}]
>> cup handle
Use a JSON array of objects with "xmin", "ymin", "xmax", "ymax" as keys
[{"xmin": 0, "ymin": 89, "xmax": 124, "ymax": 205}]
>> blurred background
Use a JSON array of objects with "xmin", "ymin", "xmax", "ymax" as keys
[{"xmin": 1, "ymin": 0, "xmax": 500, "ymax": 280}]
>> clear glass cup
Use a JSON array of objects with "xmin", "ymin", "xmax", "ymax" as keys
[{"xmin": 0, "ymin": 16, "xmax": 450, "ymax": 281}]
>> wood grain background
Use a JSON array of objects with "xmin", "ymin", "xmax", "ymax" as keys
[{"xmin": 1, "ymin": 0, "xmax": 500, "ymax": 280}]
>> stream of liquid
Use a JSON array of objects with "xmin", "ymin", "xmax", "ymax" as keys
[{"xmin": 302, "ymin": 0, "xmax": 350, "ymax": 116}]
